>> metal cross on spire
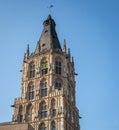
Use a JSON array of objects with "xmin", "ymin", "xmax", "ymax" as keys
[{"xmin": 47, "ymin": 5, "xmax": 54, "ymax": 15}]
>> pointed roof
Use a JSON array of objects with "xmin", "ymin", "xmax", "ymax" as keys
[{"xmin": 35, "ymin": 15, "xmax": 61, "ymax": 54}]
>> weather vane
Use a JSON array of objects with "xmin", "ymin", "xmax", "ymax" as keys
[{"xmin": 47, "ymin": 5, "xmax": 54, "ymax": 15}]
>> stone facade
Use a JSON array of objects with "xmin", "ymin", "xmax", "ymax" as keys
[
  {"xmin": 0, "ymin": 15, "xmax": 80, "ymax": 130},
  {"xmin": 0, "ymin": 123, "xmax": 34, "ymax": 130}
]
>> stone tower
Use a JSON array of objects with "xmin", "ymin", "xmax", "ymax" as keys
[{"xmin": 12, "ymin": 15, "xmax": 80, "ymax": 130}]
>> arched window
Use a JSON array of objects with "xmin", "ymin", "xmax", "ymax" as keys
[
  {"xmin": 29, "ymin": 63, "xmax": 35, "ymax": 78},
  {"xmin": 19, "ymin": 105, "xmax": 23, "ymax": 122},
  {"xmin": 55, "ymin": 59, "xmax": 61, "ymax": 75},
  {"xmin": 51, "ymin": 121, "xmax": 56, "ymax": 130},
  {"xmin": 41, "ymin": 58, "xmax": 48, "ymax": 76},
  {"xmin": 55, "ymin": 79, "xmax": 62, "ymax": 90},
  {"xmin": 26, "ymin": 104, "xmax": 33, "ymax": 121},
  {"xmin": 40, "ymin": 101, "xmax": 47, "ymax": 119},
  {"xmin": 51, "ymin": 99, "xmax": 56, "ymax": 117},
  {"xmin": 41, "ymin": 80, "xmax": 47, "ymax": 97},
  {"xmin": 28, "ymin": 84, "xmax": 34, "ymax": 100},
  {"xmin": 39, "ymin": 122, "xmax": 46, "ymax": 130}
]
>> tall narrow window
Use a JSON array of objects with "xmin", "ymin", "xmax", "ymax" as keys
[
  {"xmin": 29, "ymin": 85, "xmax": 34, "ymax": 100},
  {"xmin": 26, "ymin": 104, "xmax": 33, "ymax": 122},
  {"xmin": 40, "ymin": 102, "xmax": 47, "ymax": 119},
  {"xmin": 19, "ymin": 106, "xmax": 23, "ymax": 122},
  {"xmin": 39, "ymin": 123, "xmax": 47, "ymax": 130},
  {"xmin": 51, "ymin": 99, "xmax": 56, "ymax": 117},
  {"xmin": 41, "ymin": 81, "xmax": 47, "ymax": 97},
  {"xmin": 41, "ymin": 59, "xmax": 48, "ymax": 76},
  {"xmin": 29, "ymin": 64, "xmax": 35, "ymax": 78},
  {"xmin": 55, "ymin": 61, "xmax": 61, "ymax": 74}
]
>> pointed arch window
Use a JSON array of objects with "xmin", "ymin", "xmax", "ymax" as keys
[
  {"xmin": 55, "ymin": 60, "xmax": 61, "ymax": 75},
  {"xmin": 39, "ymin": 122, "xmax": 47, "ymax": 130},
  {"xmin": 29, "ymin": 63, "xmax": 35, "ymax": 78},
  {"xmin": 41, "ymin": 59, "xmax": 48, "ymax": 76},
  {"xmin": 28, "ymin": 85, "xmax": 34, "ymax": 100},
  {"xmin": 41, "ymin": 81, "xmax": 47, "ymax": 97},
  {"xmin": 39, "ymin": 101, "xmax": 47, "ymax": 119}
]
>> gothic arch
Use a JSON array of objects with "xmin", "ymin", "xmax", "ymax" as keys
[
  {"xmin": 55, "ymin": 56, "xmax": 63, "ymax": 62},
  {"xmin": 40, "ymin": 77, "xmax": 47, "ymax": 83},
  {"xmin": 29, "ymin": 60, "xmax": 35, "ymax": 65},
  {"xmin": 40, "ymin": 57, "xmax": 47, "ymax": 62}
]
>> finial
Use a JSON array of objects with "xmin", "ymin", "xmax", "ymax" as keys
[
  {"xmin": 26, "ymin": 44, "xmax": 29, "ymax": 56},
  {"xmin": 63, "ymin": 39, "xmax": 67, "ymax": 53},
  {"xmin": 68, "ymin": 48, "xmax": 71, "ymax": 60},
  {"xmin": 72, "ymin": 56, "xmax": 74, "ymax": 66},
  {"xmin": 47, "ymin": 5, "xmax": 54, "ymax": 15}
]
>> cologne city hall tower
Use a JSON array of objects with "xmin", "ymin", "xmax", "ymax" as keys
[{"xmin": 0, "ymin": 15, "xmax": 80, "ymax": 130}]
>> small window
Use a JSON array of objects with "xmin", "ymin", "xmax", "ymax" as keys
[
  {"xmin": 42, "ymin": 43, "xmax": 45, "ymax": 47},
  {"xmin": 55, "ymin": 82, "xmax": 61, "ymax": 90},
  {"xmin": 45, "ymin": 30, "xmax": 48, "ymax": 33},
  {"xmin": 41, "ymin": 82, "xmax": 47, "ymax": 88},
  {"xmin": 19, "ymin": 115, "xmax": 23, "ymax": 122}
]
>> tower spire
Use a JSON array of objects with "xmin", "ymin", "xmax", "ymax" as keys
[{"xmin": 35, "ymin": 15, "xmax": 61, "ymax": 54}]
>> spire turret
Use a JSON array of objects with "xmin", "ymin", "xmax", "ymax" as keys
[
  {"xmin": 72, "ymin": 56, "xmax": 74, "ymax": 66},
  {"xmin": 24, "ymin": 44, "xmax": 29, "ymax": 61},
  {"xmin": 68, "ymin": 48, "xmax": 71, "ymax": 60},
  {"xmin": 26, "ymin": 44, "xmax": 29, "ymax": 57},
  {"xmin": 63, "ymin": 39, "xmax": 67, "ymax": 53}
]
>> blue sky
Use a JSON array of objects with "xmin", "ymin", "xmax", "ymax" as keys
[{"xmin": 0, "ymin": 0, "xmax": 119, "ymax": 130}]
